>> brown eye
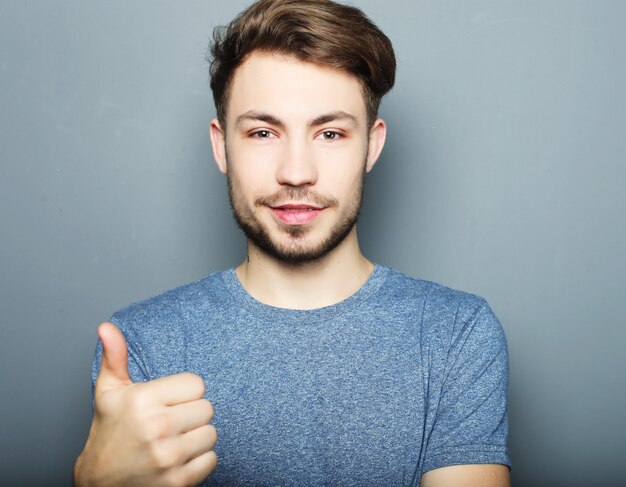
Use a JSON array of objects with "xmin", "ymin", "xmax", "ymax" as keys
[
  {"xmin": 318, "ymin": 131, "xmax": 340, "ymax": 140},
  {"xmin": 253, "ymin": 130, "xmax": 272, "ymax": 138}
]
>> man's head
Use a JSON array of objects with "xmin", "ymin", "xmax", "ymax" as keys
[
  {"xmin": 209, "ymin": 0, "xmax": 395, "ymax": 130},
  {"xmin": 208, "ymin": 0, "xmax": 396, "ymax": 265}
]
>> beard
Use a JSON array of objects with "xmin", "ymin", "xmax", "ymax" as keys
[{"xmin": 227, "ymin": 166, "xmax": 367, "ymax": 265}]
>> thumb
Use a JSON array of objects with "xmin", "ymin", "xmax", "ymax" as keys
[{"xmin": 96, "ymin": 322, "xmax": 132, "ymax": 390}]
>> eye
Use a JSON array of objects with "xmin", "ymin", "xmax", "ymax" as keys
[
  {"xmin": 316, "ymin": 130, "xmax": 342, "ymax": 141},
  {"xmin": 251, "ymin": 130, "xmax": 275, "ymax": 139}
]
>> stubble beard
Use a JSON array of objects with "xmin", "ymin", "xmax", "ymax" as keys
[{"xmin": 227, "ymin": 166, "xmax": 367, "ymax": 266}]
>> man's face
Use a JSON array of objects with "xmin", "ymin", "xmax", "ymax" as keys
[{"xmin": 210, "ymin": 52, "xmax": 385, "ymax": 264}]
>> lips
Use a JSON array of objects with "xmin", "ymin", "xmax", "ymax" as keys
[{"xmin": 270, "ymin": 204, "xmax": 324, "ymax": 225}]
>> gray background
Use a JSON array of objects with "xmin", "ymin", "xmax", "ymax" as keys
[{"xmin": 1, "ymin": 1, "xmax": 624, "ymax": 485}]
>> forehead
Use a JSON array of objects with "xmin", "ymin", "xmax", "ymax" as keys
[{"xmin": 226, "ymin": 52, "xmax": 367, "ymax": 125}]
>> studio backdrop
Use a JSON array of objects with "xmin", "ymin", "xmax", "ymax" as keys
[{"xmin": 1, "ymin": 1, "xmax": 624, "ymax": 485}]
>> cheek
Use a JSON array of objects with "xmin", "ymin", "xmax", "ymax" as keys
[
  {"xmin": 229, "ymin": 166, "xmax": 274, "ymax": 208},
  {"xmin": 229, "ymin": 145, "xmax": 280, "ymax": 183},
  {"xmin": 319, "ymin": 154, "xmax": 366, "ymax": 189}
]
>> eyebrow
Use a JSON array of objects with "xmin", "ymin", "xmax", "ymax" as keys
[
  {"xmin": 235, "ymin": 110, "xmax": 359, "ymax": 129},
  {"xmin": 310, "ymin": 111, "xmax": 358, "ymax": 127}
]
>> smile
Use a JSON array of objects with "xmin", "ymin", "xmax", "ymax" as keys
[{"xmin": 270, "ymin": 204, "xmax": 324, "ymax": 225}]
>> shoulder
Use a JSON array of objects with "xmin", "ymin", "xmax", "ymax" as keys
[
  {"xmin": 378, "ymin": 266, "xmax": 492, "ymax": 316},
  {"xmin": 110, "ymin": 269, "xmax": 235, "ymax": 336},
  {"xmin": 377, "ymin": 266, "xmax": 506, "ymax": 347}
]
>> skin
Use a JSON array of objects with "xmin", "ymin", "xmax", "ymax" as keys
[
  {"xmin": 74, "ymin": 50, "xmax": 510, "ymax": 486},
  {"xmin": 210, "ymin": 52, "xmax": 386, "ymax": 309},
  {"xmin": 421, "ymin": 464, "xmax": 512, "ymax": 487},
  {"xmin": 73, "ymin": 323, "xmax": 218, "ymax": 486},
  {"xmin": 211, "ymin": 52, "xmax": 510, "ymax": 486}
]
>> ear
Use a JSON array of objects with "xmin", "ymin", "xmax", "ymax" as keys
[
  {"xmin": 365, "ymin": 118, "xmax": 387, "ymax": 173},
  {"xmin": 210, "ymin": 118, "xmax": 228, "ymax": 174}
]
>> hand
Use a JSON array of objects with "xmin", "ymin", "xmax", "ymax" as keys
[{"xmin": 74, "ymin": 322, "xmax": 218, "ymax": 486}]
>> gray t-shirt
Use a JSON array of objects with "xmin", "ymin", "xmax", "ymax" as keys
[{"xmin": 92, "ymin": 265, "xmax": 511, "ymax": 485}]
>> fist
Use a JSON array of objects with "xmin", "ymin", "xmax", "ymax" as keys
[{"xmin": 74, "ymin": 323, "xmax": 218, "ymax": 486}]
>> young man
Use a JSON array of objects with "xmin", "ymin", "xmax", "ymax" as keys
[{"xmin": 74, "ymin": 0, "xmax": 511, "ymax": 485}]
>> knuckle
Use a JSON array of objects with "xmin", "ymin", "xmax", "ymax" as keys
[
  {"xmin": 197, "ymin": 424, "xmax": 217, "ymax": 449},
  {"xmin": 149, "ymin": 441, "xmax": 181, "ymax": 470},
  {"xmin": 196, "ymin": 424, "xmax": 218, "ymax": 451},
  {"xmin": 171, "ymin": 469, "xmax": 195, "ymax": 487},
  {"xmin": 150, "ymin": 410, "xmax": 172, "ymax": 438},
  {"xmin": 208, "ymin": 424, "xmax": 218, "ymax": 444},
  {"xmin": 124, "ymin": 388, "xmax": 169, "ymax": 441},
  {"xmin": 137, "ymin": 418, "xmax": 160, "ymax": 443},
  {"xmin": 182, "ymin": 373, "xmax": 206, "ymax": 397},
  {"xmin": 126, "ymin": 387, "xmax": 151, "ymax": 415},
  {"xmin": 173, "ymin": 451, "xmax": 218, "ymax": 487},
  {"xmin": 207, "ymin": 450, "xmax": 219, "ymax": 473},
  {"xmin": 134, "ymin": 409, "xmax": 168, "ymax": 442},
  {"xmin": 203, "ymin": 400, "xmax": 215, "ymax": 421},
  {"xmin": 160, "ymin": 473, "xmax": 182, "ymax": 487}
]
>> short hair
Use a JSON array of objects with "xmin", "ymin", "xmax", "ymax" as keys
[{"xmin": 209, "ymin": 0, "xmax": 396, "ymax": 128}]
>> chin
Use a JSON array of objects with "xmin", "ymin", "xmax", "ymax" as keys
[{"xmin": 257, "ymin": 224, "xmax": 354, "ymax": 265}]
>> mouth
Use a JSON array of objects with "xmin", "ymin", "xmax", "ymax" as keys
[{"xmin": 269, "ymin": 203, "xmax": 324, "ymax": 225}]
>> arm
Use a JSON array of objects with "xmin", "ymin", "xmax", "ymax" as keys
[
  {"xmin": 419, "ymin": 298, "xmax": 511, "ymax": 480},
  {"xmin": 421, "ymin": 464, "xmax": 511, "ymax": 487}
]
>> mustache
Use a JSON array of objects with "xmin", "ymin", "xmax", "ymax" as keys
[{"xmin": 255, "ymin": 187, "xmax": 338, "ymax": 208}]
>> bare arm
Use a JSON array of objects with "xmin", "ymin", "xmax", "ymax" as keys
[{"xmin": 420, "ymin": 464, "xmax": 511, "ymax": 487}]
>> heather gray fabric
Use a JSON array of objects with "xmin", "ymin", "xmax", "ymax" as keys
[{"xmin": 92, "ymin": 265, "xmax": 510, "ymax": 485}]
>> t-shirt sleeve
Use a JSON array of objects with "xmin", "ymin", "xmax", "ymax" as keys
[
  {"xmin": 420, "ymin": 298, "xmax": 511, "ymax": 475},
  {"xmin": 90, "ymin": 316, "xmax": 152, "ymax": 402}
]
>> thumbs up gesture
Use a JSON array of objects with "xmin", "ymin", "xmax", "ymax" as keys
[{"xmin": 74, "ymin": 323, "xmax": 218, "ymax": 486}]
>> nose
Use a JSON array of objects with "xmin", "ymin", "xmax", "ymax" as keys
[{"xmin": 275, "ymin": 138, "xmax": 318, "ymax": 187}]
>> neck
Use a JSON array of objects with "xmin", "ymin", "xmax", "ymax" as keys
[{"xmin": 235, "ymin": 228, "xmax": 374, "ymax": 310}]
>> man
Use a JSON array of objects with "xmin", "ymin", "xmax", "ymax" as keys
[{"xmin": 74, "ymin": 0, "xmax": 511, "ymax": 485}]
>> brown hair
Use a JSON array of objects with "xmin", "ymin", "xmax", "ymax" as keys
[{"xmin": 209, "ymin": 0, "xmax": 396, "ymax": 128}]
